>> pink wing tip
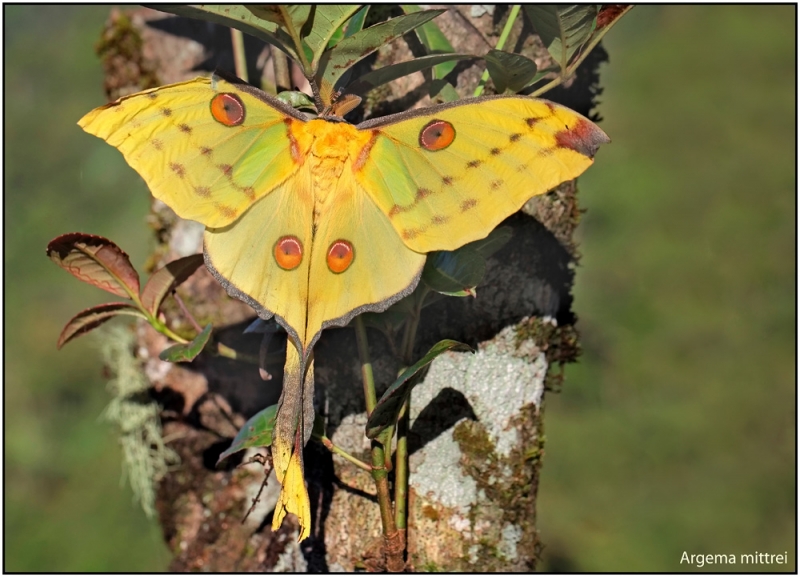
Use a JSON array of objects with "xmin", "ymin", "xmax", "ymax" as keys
[{"xmin": 555, "ymin": 117, "xmax": 611, "ymax": 158}]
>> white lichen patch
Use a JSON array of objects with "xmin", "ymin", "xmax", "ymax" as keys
[
  {"xmin": 448, "ymin": 513, "xmax": 472, "ymax": 534},
  {"xmin": 411, "ymin": 430, "xmax": 478, "ymax": 512},
  {"xmin": 407, "ymin": 322, "xmax": 547, "ymax": 527},
  {"xmin": 329, "ymin": 411, "xmax": 371, "ymax": 456},
  {"xmin": 411, "ymin": 325, "xmax": 547, "ymax": 461},
  {"xmin": 269, "ymin": 531, "xmax": 308, "ymax": 572},
  {"xmin": 497, "ymin": 523, "xmax": 523, "ymax": 561}
]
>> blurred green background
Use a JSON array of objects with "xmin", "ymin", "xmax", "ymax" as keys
[{"xmin": 5, "ymin": 5, "xmax": 795, "ymax": 572}]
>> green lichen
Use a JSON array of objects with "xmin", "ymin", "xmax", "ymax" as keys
[
  {"xmin": 514, "ymin": 317, "xmax": 581, "ymax": 393},
  {"xmin": 98, "ymin": 325, "xmax": 179, "ymax": 518},
  {"xmin": 420, "ymin": 560, "xmax": 442, "ymax": 572},
  {"xmin": 451, "ymin": 406, "xmax": 544, "ymax": 570},
  {"xmin": 94, "ymin": 10, "xmax": 159, "ymax": 99}
]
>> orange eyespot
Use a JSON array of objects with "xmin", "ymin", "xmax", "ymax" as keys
[
  {"xmin": 274, "ymin": 236, "xmax": 303, "ymax": 270},
  {"xmin": 210, "ymin": 93, "xmax": 245, "ymax": 126},
  {"xmin": 326, "ymin": 240, "xmax": 354, "ymax": 273},
  {"xmin": 419, "ymin": 119, "xmax": 455, "ymax": 151}
]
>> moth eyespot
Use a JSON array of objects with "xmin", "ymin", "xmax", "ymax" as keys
[
  {"xmin": 419, "ymin": 119, "xmax": 455, "ymax": 151},
  {"xmin": 210, "ymin": 93, "xmax": 245, "ymax": 126},
  {"xmin": 326, "ymin": 240, "xmax": 354, "ymax": 273},
  {"xmin": 274, "ymin": 236, "xmax": 303, "ymax": 270}
]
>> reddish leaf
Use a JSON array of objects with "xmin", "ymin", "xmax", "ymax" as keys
[
  {"xmin": 597, "ymin": 4, "xmax": 632, "ymax": 29},
  {"xmin": 57, "ymin": 302, "xmax": 147, "ymax": 349},
  {"xmin": 47, "ymin": 233, "xmax": 140, "ymax": 298},
  {"xmin": 140, "ymin": 254, "xmax": 205, "ymax": 316}
]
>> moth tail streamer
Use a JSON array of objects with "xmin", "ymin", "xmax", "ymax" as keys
[{"xmin": 271, "ymin": 341, "xmax": 315, "ymax": 541}]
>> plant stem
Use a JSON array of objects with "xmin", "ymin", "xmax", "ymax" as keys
[
  {"xmin": 393, "ymin": 291, "xmax": 426, "ymax": 542},
  {"xmin": 272, "ymin": 45, "xmax": 292, "ymax": 92},
  {"xmin": 355, "ymin": 316, "xmax": 378, "ymax": 414},
  {"xmin": 371, "ymin": 439, "xmax": 404, "ymax": 572},
  {"xmin": 316, "ymin": 434, "xmax": 372, "ymax": 472},
  {"xmin": 215, "ymin": 342, "xmax": 259, "ymax": 365},
  {"xmin": 172, "ymin": 292, "xmax": 203, "ymax": 334},
  {"xmin": 473, "ymin": 4, "xmax": 521, "ymax": 97},
  {"xmin": 153, "ymin": 322, "xmax": 189, "ymax": 345},
  {"xmin": 356, "ymin": 315, "xmax": 403, "ymax": 571},
  {"xmin": 394, "ymin": 399, "xmax": 409, "ymax": 533}
]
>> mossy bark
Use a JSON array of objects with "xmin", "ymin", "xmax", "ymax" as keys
[{"xmin": 92, "ymin": 6, "xmax": 607, "ymax": 571}]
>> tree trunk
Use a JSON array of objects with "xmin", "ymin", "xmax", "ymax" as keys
[{"xmin": 94, "ymin": 6, "xmax": 608, "ymax": 571}]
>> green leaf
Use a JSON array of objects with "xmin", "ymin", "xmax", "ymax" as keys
[
  {"xmin": 47, "ymin": 233, "xmax": 140, "ymax": 299},
  {"xmin": 429, "ymin": 79, "xmax": 461, "ymax": 102},
  {"xmin": 366, "ymin": 339, "xmax": 473, "ymax": 439},
  {"xmin": 484, "ymin": 49, "xmax": 539, "ymax": 93},
  {"xmin": 311, "ymin": 413, "xmax": 326, "ymax": 439},
  {"xmin": 520, "ymin": 65, "xmax": 561, "ymax": 92},
  {"xmin": 524, "ymin": 5, "xmax": 597, "ymax": 71},
  {"xmin": 303, "ymin": 5, "xmax": 362, "ymax": 67},
  {"xmin": 359, "ymin": 291, "xmax": 417, "ymax": 334},
  {"xmin": 245, "ymin": 4, "xmax": 310, "ymax": 32},
  {"xmin": 57, "ymin": 302, "xmax": 147, "ymax": 349},
  {"xmin": 326, "ymin": 22, "xmax": 346, "ymax": 49},
  {"xmin": 343, "ymin": 5, "xmax": 369, "ymax": 38},
  {"xmin": 422, "ymin": 247, "xmax": 486, "ymax": 296},
  {"xmin": 316, "ymin": 9, "xmax": 445, "ymax": 95},
  {"xmin": 346, "ymin": 53, "xmax": 474, "ymax": 95},
  {"xmin": 159, "ymin": 323, "xmax": 212, "ymax": 363},
  {"xmin": 216, "ymin": 404, "xmax": 279, "ymax": 465},
  {"xmin": 402, "ymin": 4, "xmax": 457, "ymax": 78},
  {"xmin": 139, "ymin": 254, "xmax": 204, "ymax": 317},
  {"xmin": 276, "ymin": 90, "xmax": 316, "ymax": 110},
  {"xmin": 462, "ymin": 225, "xmax": 513, "ymax": 260},
  {"xmin": 149, "ymin": 4, "xmax": 298, "ymax": 60}
]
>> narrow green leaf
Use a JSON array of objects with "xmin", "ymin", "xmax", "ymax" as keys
[
  {"xmin": 484, "ymin": 49, "xmax": 539, "ymax": 93},
  {"xmin": 149, "ymin": 4, "xmax": 298, "ymax": 60},
  {"xmin": 429, "ymin": 80, "xmax": 461, "ymax": 102},
  {"xmin": 250, "ymin": 5, "xmax": 310, "ymax": 30},
  {"xmin": 326, "ymin": 23, "xmax": 346, "ymax": 50},
  {"xmin": 422, "ymin": 247, "xmax": 486, "ymax": 296},
  {"xmin": 343, "ymin": 5, "xmax": 369, "ymax": 38},
  {"xmin": 159, "ymin": 323, "xmax": 212, "ymax": 363},
  {"xmin": 402, "ymin": 5, "xmax": 457, "ymax": 78},
  {"xmin": 311, "ymin": 413, "xmax": 326, "ymax": 439},
  {"xmin": 366, "ymin": 340, "xmax": 473, "ymax": 439},
  {"xmin": 57, "ymin": 302, "xmax": 147, "ymax": 349},
  {"xmin": 217, "ymin": 404, "xmax": 279, "ymax": 465},
  {"xmin": 47, "ymin": 233, "xmax": 140, "ymax": 299},
  {"xmin": 316, "ymin": 9, "xmax": 445, "ymax": 95},
  {"xmin": 463, "ymin": 226, "xmax": 513, "ymax": 260},
  {"xmin": 520, "ymin": 65, "xmax": 560, "ymax": 91},
  {"xmin": 304, "ymin": 5, "xmax": 362, "ymax": 67},
  {"xmin": 241, "ymin": 5, "xmax": 291, "ymax": 25},
  {"xmin": 346, "ymin": 53, "xmax": 474, "ymax": 95},
  {"xmin": 359, "ymin": 291, "xmax": 417, "ymax": 334},
  {"xmin": 524, "ymin": 5, "xmax": 597, "ymax": 71},
  {"xmin": 140, "ymin": 254, "xmax": 204, "ymax": 317}
]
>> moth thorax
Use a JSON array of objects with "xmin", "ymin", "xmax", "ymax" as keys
[{"xmin": 306, "ymin": 120, "xmax": 350, "ymax": 156}]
